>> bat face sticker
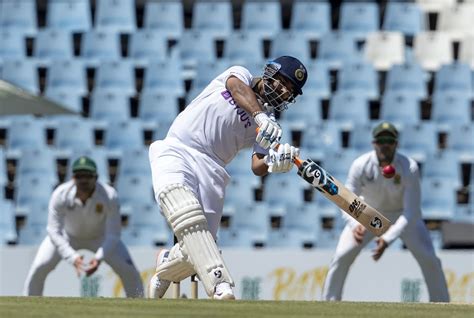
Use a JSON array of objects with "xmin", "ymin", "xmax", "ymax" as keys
[
  {"xmin": 370, "ymin": 216, "xmax": 383, "ymax": 229},
  {"xmin": 297, "ymin": 159, "xmax": 339, "ymax": 195}
]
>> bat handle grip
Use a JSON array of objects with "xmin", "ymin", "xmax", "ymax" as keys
[{"xmin": 255, "ymin": 128, "xmax": 303, "ymax": 168}]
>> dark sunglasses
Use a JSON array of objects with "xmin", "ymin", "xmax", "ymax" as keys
[
  {"xmin": 74, "ymin": 173, "xmax": 95, "ymax": 180},
  {"xmin": 374, "ymin": 138, "xmax": 397, "ymax": 145}
]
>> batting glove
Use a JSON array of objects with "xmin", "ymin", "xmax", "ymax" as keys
[
  {"xmin": 254, "ymin": 112, "xmax": 282, "ymax": 149},
  {"xmin": 264, "ymin": 143, "xmax": 299, "ymax": 173}
]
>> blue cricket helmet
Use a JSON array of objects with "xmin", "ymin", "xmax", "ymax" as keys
[{"xmin": 270, "ymin": 56, "xmax": 308, "ymax": 95}]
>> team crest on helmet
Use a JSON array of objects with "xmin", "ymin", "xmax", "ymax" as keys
[{"xmin": 295, "ymin": 67, "xmax": 306, "ymax": 81}]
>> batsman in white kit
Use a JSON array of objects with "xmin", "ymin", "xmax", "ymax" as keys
[
  {"xmin": 148, "ymin": 56, "xmax": 308, "ymax": 299},
  {"xmin": 322, "ymin": 122, "xmax": 450, "ymax": 302},
  {"xmin": 23, "ymin": 157, "xmax": 144, "ymax": 297}
]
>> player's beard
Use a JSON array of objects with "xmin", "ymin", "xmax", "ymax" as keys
[{"xmin": 376, "ymin": 147, "xmax": 395, "ymax": 166}]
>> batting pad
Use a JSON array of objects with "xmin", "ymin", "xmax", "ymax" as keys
[
  {"xmin": 159, "ymin": 184, "xmax": 234, "ymax": 296},
  {"xmin": 156, "ymin": 244, "xmax": 196, "ymax": 283}
]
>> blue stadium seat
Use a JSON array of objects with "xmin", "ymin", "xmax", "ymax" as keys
[
  {"xmin": 142, "ymin": 59, "xmax": 185, "ymax": 96},
  {"xmin": 176, "ymin": 31, "xmax": 217, "ymax": 71},
  {"xmin": 279, "ymin": 92, "xmax": 322, "ymax": 129},
  {"xmin": 46, "ymin": 59, "xmax": 87, "ymax": 95},
  {"xmin": 44, "ymin": 91, "xmax": 84, "ymax": 113},
  {"xmin": 0, "ymin": 0, "xmax": 37, "ymax": 36},
  {"xmin": 80, "ymin": 30, "xmax": 121, "ymax": 66},
  {"xmin": 290, "ymin": 0, "xmax": 330, "ymax": 40},
  {"xmin": 6, "ymin": 116, "xmax": 46, "ymax": 150},
  {"xmin": 348, "ymin": 122, "xmax": 376, "ymax": 153},
  {"xmin": 94, "ymin": 60, "xmax": 136, "ymax": 96},
  {"xmin": 385, "ymin": 62, "xmax": 428, "ymax": 99},
  {"xmin": 54, "ymin": 117, "xmax": 95, "ymax": 151},
  {"xmin": 0, "ymin": 148, "xmax": 7, "ymax": 189},
  {"xmin": 117, "ymin": 147, "xmax": 151, "ymax": 179},
  {"xmin": 300, "ymin": 122, "xmax": 343, "ymax": 152},
  {"xmin": 224, "ymin": 174, "xmax": 259, "ymax": 208},
  {"xmin": 337, "ymin": 61, "xmax": 379, "ymax": 99},
  {"xmin": 152, "ymin": 121, "xmax": 173, "ymax": 141},
  {"xmin": 143, "ymin": 0, "xmax": 183, "ymax": 40},
  {"xmin": 383, "ymin": 2, "xmax": 424, "ymax": 37},
  {"xmin": 241, "ymin": 1, "xmax": 281, "ymax": 39},
  {"xmin": 431, "ymin": 92, "xmax": 472, "ymax": 126},
  {"xmin": 138, "ymin": 92, "xmax": 180, "ymax": 124},
  {"xmin": 421, "ymin": 178, "xmax": 456, "ymax": 220},
  {"xmin": 115, "ymin": 174, "xmax": 155, "ymax": 207},
  {"xmin": 263, "ymin": 173, "xmax": 308, "ymax": 217},
  {"xmin": 303, "ymin": 60, "xmax": 331, "ymax": 98},
  {"xmin": 222, "ymin": 32, "xmax": 264, "ymax": 65},
  {"xmin": 34, "ymin": 29, "xmax": 73, "ymax": 64},
  {"xmin": 192, "ymin": 0, "xmax": 233, "ymax": 40},
  {"xmin": 67, "ymin": 148, "xmax": 110, "ymax": 184},
  {"xmin": 433, "ymin": 63, "xmax": 473, "ymax": 97},
  {"xmin": 17, "ymin": 223, "xmax": 47, "ymax": 245},
  {"xmin": 128, "ymin": 30, "xmax": 168, "ymax": 66},
  {"xmin": 225, "ymin": 148, "xmax": 254, "ymax": 176},
  {"xmin": 269, "ymin": 31, "xmax": 311, "ymax": 63},
  {"xmin": 16, "ymin": 148, "xmax": 58, "ymax": 185},
  {"xmin": 318, "ymin": 32, "xmax": 359, "ymax": 68},
  {"xmin": 380, "ymin": 91, "xmax": 422, "ymax": 125},
  {"xmin": 186, "ymin": 60, "xmax": 230, "ymax": 103},
  {"xmin": 446, "ymin": 124, "xmax": 474, "ymax": 160},
  {"xmin": 46, "ymin": 0, "xmax": 92, "ymax": 33},
  {"xmin": 398, "ymin": 122, "xmax": 438, "ymax": 162},
  {"xmin": 95, "ymin": 0, "xmax": 136, "ymax": 33},
  {"xmin": 89, "ymin": 91, "xmax": 130, "ymax": 121},
  {"xmin": 328, "ymin": 91, "xmax": 370, "ymax": 127},
  {"xmin": 0, "ymin": 199, "xmax": 17, "ymax": 244},
  {"xmin": 104, "ymin": 120, "xmax": 144, "ymax": 151},
  {"xmin": 15, "ymin": 176, "xmax": 55, "ymax": 212},
  {"xmin": 422, "ymin": 150, "xmax": 461, "ymax": 187},
  {"xmin": 339, "ymin": 2, "xmax": 379, "ymax": 40},
  {"xmin": 0, "ymin": 30, "xmax": 25, "ymax": 59},
  {"xmin": 1, "ymin": 59, "xmax": 39, "ymax": 93},
  {"xmin": 322, "ymin": 148, "xmax": 362, "ymax": 183}
]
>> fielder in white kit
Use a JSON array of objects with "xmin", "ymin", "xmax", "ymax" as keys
[
  {"xmin": 322, "ymin": 122, "xmax": 450, "ymax": 302},
  {"xmin": 23, "ymin": 156, "xmax": 144, "ymax": 297},
  {"xmin": 148, "ymin": 56, "xmax": 308, "ymax": 299}
]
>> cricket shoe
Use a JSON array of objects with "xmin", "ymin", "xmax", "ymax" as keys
[
  {"xmin": 213, "ymin": 282, "xmax": 235, "ymax": 300},
  {"xmin": 148, "ymin": 249, "xmax": 171, "ymax": 299}
]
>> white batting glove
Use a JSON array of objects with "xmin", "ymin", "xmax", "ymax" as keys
[
  {"xmin": 264, "ymin": 143, "xmax": 299, "ymax": 173},
  {"xmin": 254, "ymin": 112, "xmax": 282, "ymax": 149}
]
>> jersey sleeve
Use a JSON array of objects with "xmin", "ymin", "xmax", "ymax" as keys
[
  {"xmin": 46, "ymin": 189, "xmax": 80, "ymax": 264},
  {"xmin": 94, "ymin": 187, "xmax": 121, "ymax": 261},
  {"xmin": 381, "ymin": 159, "xmax": 422, "ymax": 244},
  {"xmin": 224, "ymin": 66, "xmax": 253, "ymax": 87}
]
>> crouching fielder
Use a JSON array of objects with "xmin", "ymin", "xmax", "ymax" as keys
[
  {"xmin": 322, "ymin": 122, "xmax": 449, "ymax": 302},
  {"xmin": 148, "ymin": 56, "xmax": 307, "ymax": 299},
  {"xmin": 23, "ymin": 156, "xmax": 143, "ymax": 297}
]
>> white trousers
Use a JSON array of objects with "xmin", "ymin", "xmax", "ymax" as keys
[
  {"xmin": 322, "ymin": 217, "xmax": 450, "ymax": 302},
  {"xmin": 23, "ymin": 236, "xmax": 144, "ymax": 297}
]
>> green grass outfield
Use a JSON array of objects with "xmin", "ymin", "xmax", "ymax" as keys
[{"xmin": 0, "ymin": 297, "xmax": 472, "ymax": 318}]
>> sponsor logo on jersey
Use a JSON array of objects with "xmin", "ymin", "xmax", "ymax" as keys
[
  {"xmin": 95, "ymin": 203, "xmax": 103, "ymax": 214},
  {"xmin": 221, "ymin": 90, "xmax": 252, "ymax": 128}
]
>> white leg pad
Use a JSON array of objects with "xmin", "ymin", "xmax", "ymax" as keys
[
  {"xmin": 159, "ymin": 184, "xmax": 234, "ymax": 297},
  {"xmin": 156, "ymin": 243, "xmax": 196, "ymax": 282}
]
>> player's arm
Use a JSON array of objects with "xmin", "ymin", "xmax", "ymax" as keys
[
  {"xmin": 226, "ymin": 75, "xmax": 263, "ymax": 116},
  {"xmin": 251, "ymin": 152, "xmax": 268, "ymax": 176}
]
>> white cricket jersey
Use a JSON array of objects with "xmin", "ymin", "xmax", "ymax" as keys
[
  {"xmin": 47, "ymin": 180, "xmax": 121, "ymax": 263},
  {"xmin": 345, "ymin": 151, "xmax": 422, "ymax": 244},
  {"xmin": 166, "ymin": 66, "xmax": 264, "ymax": 166}
]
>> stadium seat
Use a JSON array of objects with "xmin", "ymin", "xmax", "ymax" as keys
[
  {"xmin": 279, "ymin": 92, "xmax": 322, "ymax": 129},
  {"xmin": 44, "ymin": 91, "xmax": 84, "ymax": 113},
  {"xmin": 116, "ymin": 147, "xmax": 151, "ymax": 179},
  {"xmin": 89, "ymin": 91, "xmax": 131, "ymax": 121},
  {"xmin": 54, "ymin": 117, "xmax": 95, "ymax": 151},
  {"xmin": 380, "ymin": 91, "xmax": 422, "ymax": 125},
  {"xmin": 437, "ymin": 3, "xmax": 474, "ymax": 41},
  {"xmin": 104, "ymin": 120, "xmax": 144, "ymax": 151},
  {"xmin": 17, "ymin": 223, "xmax": 47, "ymax": 245},
  {"xmin": 0, "ymin": 148, "xmax": 7, "ymax": 189},
  {"xmin": 222, "ymin": 32, "xmax": 264, "ymax": 65},
  {"xmin": 67, "ymin": 149, "xmax": 110, "ymax": 184},
  {"xmin": 15, "ymin": 148, "xmax": 58, "ymax": 185},
  {"xmin": 383, "ymin": 2, "xmax": 424, "ymax": 37},
  {"xmin": 225, "ymin": 174, "xmax": 259, "ymax": 208},
  {"xmin": 433, "ymin": 63, "xmax": 473, "ymax": 97},
  {"xmin": 46, "ymin": 0, "xmax": 92, "ymax": 33},
  {"xmin": 0, "ymin": 199, "xmax": 17, "ymax": 245},
  {"xmin": 431, "ymin": 92, "xmax": 472, "ymax": 126},
  {"xmin": 384, "ymin": 62, "xmax": 428, "ymax": 99},
  {"xmin": 348, "ymin": 122, "xmax": 377, "ymax": 153},
  {"xmin": 339, "ymin": 2, "xmax": 379, "ymax": 40},
  {"xmin": 303, "ymin": 60, "xmax": 331, "ymax": 98},
  {"xmin": 290, "ymin": 0, "xmax": 330, "ymax": 40},
  {"xmin": 6, "ymin": 116, "xmax": 46, "ymax": 150},
  {"xmin": 0, "ymin": 0, "xmax": 37, "ymax": 36},
  {"xmin": 186, "ymin": 60, "xmax": 230, "ymax": 103},
  {"xmin": 142, "ymin": 59, "xmax": 185, "ymax": 96},
  {"xmin": 398, "ymin": 122, "xmax": 439, "ymax": 161},
  {"xmin": 269, "ymin": 31, "xmax": 311, "ymax": 63},
  {"xmin": 45, "ymin": 59, "xmax": 87, "ymax": 95},
  {"xmin": 416, "ymin": 0, "xmax": 456, "ymax": 14},
  {"xmin": 363, "ymin": 31, "xmax": 405, "ymax": 71},
  {"xmin": 422, "ymin": 150, "xmax": 461, "ymax": 186},
  {"xmin": 328, "ymin": 91, "xmax": 370, "ymax": 127},
  {"xmin": 413, "ymin": 32, "xmax": 453, "ymax": 71},
  {"xmin": 0, "ymin": 30, "xmax": 26, "ymax": 59},
  {"xmin": 337, "ymin": 61, "xmax": 379, "ymax": 99},
  {"xmin": 322, "ymin": 148, "xmax": 362, "ymax": 183},
  {"xmin": 459, "ymin": 36, "xmax": 474, "ymax": 68},
  {"xmin": 318, "ymin": 32, "xmax": 359, "ymax": 69},
  {"xmin": 128, "ymin": 30, "xmax": 169, "ymax": 66},
  {"xmin": 143, "ymin": 0, "xmax": 183, "ymax": 40},
  {"xmin": 115, "ymin": 174, "xmax": 155, "ymax": 207},
  {"xmin": 192, "ymin": 0, "xmax": 233, "ymax": 40},
  {"xmin": 421, "ymin": 177, "xmax": 456, "ymax": 220},
  {"xmin": 263, "ymin": 173, "xmax": 308, "ymax": 216},
  {"xmin": 240, "ymin": 0, "xmax": 282, "ymax": 39},
  {"xmin": 138, "ymin": 92, "xmax": 180, "ymax": 124},
  {"xmin": 33, "ymin": 29, "xmax": 73, "ymax": 64},
  {"xmin": 300, "ymin": 122, "xmax": 343, "ymax": 152},
  {"xmin": 94, "ymin": 60, "xmax": 136, "ymax": 96},
  {"xmin": 95, "ymin": 0, "xmax": 136, "ymax": 34},
  {"xmin": 0, "ymin": 59, "xmax": 39, "ymax": 94},
  {"xmin": 446, "ymin": 124, "xmax": 474, "ymax": 160},
  {"xmin": 175, "ymin": 31, "xmax": 217, "ymax": 72},
  {"xmin": 152, "ymin": 121, "xmax": 174, "ymax": 141},
  {"xmin": 15, "ymin": 176, "xmax": 56, "ymax": 211},
  {"xmin": 80, "ymin": 30, "xmax": 121, "ymax": 67},
  {"xmin": 225, "ymin": 148, "xmax": 254, "ymax": 176}
]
